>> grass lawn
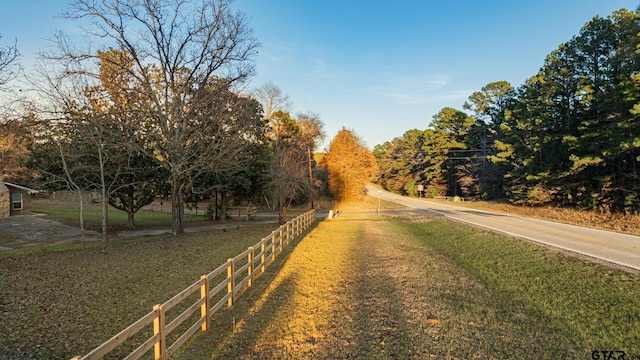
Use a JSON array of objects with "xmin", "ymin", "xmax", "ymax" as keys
[
  {"xmin": 0, "ymin": 223, "xmax": 287, "ymax": 360},
  {"xmin": 177, "ymin": 214, "xmax": 639, "ymax": 359},
  {"xmin": 2, "ymin": 201, "xmax": 639, "ymax": 359},
  {"xmin": 30, "ymin": 197, "xmax": 207, "ymax": 232},
  {"xmin": 0, "ymin": 231, "xmax": 20, "ymax": 245}
]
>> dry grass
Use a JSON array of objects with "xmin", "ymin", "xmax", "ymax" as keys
[
  {"xmin": 0, "ymin": 231, "xmax": 19, "ymax": 245},
  {"xmin": 176, "ymin": 213, "xmax": 640, "ymax": 358},
  {"xmin": 0, "ymin": 224, "xmax": 280, "ymax": 360},
  {"xmin": 338, "ymin": 191, "xmax": 640, "ymax": 236},
  {"xmin": 431, "ymin": 199, "xmax": 640, "ymax": 236},
  {"xmin": 333, "ymin": 195, "xmax": 406, "ymax": 213},
  {"xmin": 4, "ymin": 196, "xmax": 638, "ymax": 359},
  {"xmin": 486, "ymin": 202, "xmax": 640, "ymax": 235}
]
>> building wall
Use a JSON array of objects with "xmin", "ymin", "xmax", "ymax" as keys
[
  {"xmin": 9, "ymin": 188, "xmax": 31, "ymax": 216},
  {"xmin": 0, "ymin": 182, "xmax": 9, "ymax": 218}
]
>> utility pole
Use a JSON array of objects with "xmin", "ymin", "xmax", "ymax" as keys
[{"xmin": 307, "ymin": 148, "xmax": 314, "ymax": 209}]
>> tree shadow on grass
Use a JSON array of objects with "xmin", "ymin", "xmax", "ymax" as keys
[
  {"xmin": 311, "ymin": 224, "xmax": 420, "ymax": 359},
  {"xmin": 345, "ymin": 262, "xmax": 418, "ymax": 358},
  {"xmin": 174, "ymin": 235, "xmax": 306, "ymax": 359}
]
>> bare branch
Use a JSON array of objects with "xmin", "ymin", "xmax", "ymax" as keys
[
  {"xmin": 0, "ymin": 35, "xmax": 20, "ymax": 88},
  {"xmin": 43, "ymin": 0, "xmax": 262, "ymax": 235}
]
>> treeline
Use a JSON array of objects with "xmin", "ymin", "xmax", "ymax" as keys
[
  {"xmin": 0, "ymin": 0, "xmax": 328, "ymax": 240},
  {"xmin": 374, "ymin": 8, "xmax": 640, "ymax": 213}
]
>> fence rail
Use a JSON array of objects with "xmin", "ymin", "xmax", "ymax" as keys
[
  {"xmin": 71, "ymin": 210, "xmax": 316, "ymax": 360},
  {"xmin": 227, "ymin": 206, "xmax": 257, "ymax": 221}
]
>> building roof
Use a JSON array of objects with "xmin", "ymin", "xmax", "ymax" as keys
[{"xmin": 2, "ymin": 182, "xmax": 39, "ymax": 194}]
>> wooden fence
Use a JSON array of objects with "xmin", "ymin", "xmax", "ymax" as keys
[
  {"xmin": 71, "ymin": 210, "xmax": 316, "ymax": 360},
  {"xmin": 227, "ymin": 206, "xmax": 257, "ymax": 221},
  {"xmin": 283, "ymin": 207, "xmax": 310, "ymax": 221}
]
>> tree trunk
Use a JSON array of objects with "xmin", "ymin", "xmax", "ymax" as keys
[
  {"xmin": 100, "ymin": 164, "xmax": 109, "ymax": 251},
  {"xmin": 77, "ymin": 190, "xmax": 85, "ymax": 245},
  {"xmin": 275, "ymin": 194, "xmax": 285, "ymax": 225},
  {"xmin": 278, "ymin": 206, "xmax": 285, "ymax": 225},
  {"xmin": 172, "ymin": 175, "xmax": 185, "ymax": 236},
  {"xmin": 215, "ymin": 189, "xmax": 219, "ymax": 220},
  {"xmin": 127, "ymin": 209, "xmax": 135, "ymax": 228},
  {"xmin": 126, "ymin": 185, "xmax": 135, "ymax": 228},
  {"xmin": 220, "ymin": 189, "xmax": 227, "ymax": 223},
  {"xmin": 101, "ymin": 196, "xmax": 109, "ymax": 252}
]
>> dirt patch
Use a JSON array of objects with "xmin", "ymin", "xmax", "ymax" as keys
[
  {"xmin": 0, "ymin": 215, "xmax": 102, "ymax": 249},
  {"xmin": 0, "ymin": 214, "xmax": 281, "ymax": 250}
]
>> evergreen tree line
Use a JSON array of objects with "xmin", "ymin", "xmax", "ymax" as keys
[{"xmin": 374, "ymin": 8, "xmax": 640, "ymax": 213}]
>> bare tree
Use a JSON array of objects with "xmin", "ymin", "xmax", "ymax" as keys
[
  {"xmin": 0, "ymin": 35, "xmax": 24, "ymax": 172},
  {"xmin": 265, "ymin": 141, "xmax": 309, "ymax": 224},
  {"xmin": 261, "ymin": 111, "xmax": 324, "ymax": 223},
  {"xmin": 252, "ymin": 82, "xmax": 292, "ymax": 121},
  {"xmin": 0, "ymin": 35, "xmax": 19, "ymax": 89},
  {"xmin": 295, "ymin": 111, "xmax": 324, "ymax": 207},
  {"xmin": 28, "ymin": 47, "xmax": 162, "ymax": 249},
  {"xmin": 49, "ymin": 0, "xmax": 262, "ymax": 235}
]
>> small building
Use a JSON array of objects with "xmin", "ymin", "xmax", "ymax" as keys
[{"xmin": 0, "ymin": 180, "xmax": 39, "ymax": 218}]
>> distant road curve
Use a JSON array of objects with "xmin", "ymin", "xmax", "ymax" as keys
[{"xmin": 365, "ymin": 184, "xmax": 640, "ymax": 272}]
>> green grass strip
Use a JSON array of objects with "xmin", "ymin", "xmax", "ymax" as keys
[{"xmin": 393, "ymin": 218, "xmax": 640, "ymax": 353}]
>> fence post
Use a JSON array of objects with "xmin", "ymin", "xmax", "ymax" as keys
[
  {"xmin": 153, "ymin": 304, "xmax": 166, "ymax": 360},
  {"xmin": 292, "ymin": 218, "xmax": 296, "ymax": 237},
  {"xmin": 67, "ymin": 213, "xmax": 318, "ymax": 360},
  {"xmin": 284, "ymin": 222, "xmax": 288, "ymax": 246},
  {"xmin": 271, "ymin": 231, "xmax": 276, "ymax": 259},
  {"xmin": 247, "ymin": 246, "xmax": 254, "ymax": 287},
  {"xmin": 227, "ymin": 258, "xmax": 234, "ymax": 308},
  {"xmin": 260, "ymin": 238, "xmax": 266, "ymax": 275},
  {"xmin": 200, "ymin": 275, "xmax": 209, "ymax": 332}
]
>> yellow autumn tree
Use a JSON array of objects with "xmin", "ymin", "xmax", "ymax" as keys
[
  {"xmin": 324, "ymin": 128, "xmax": 377, "ymax": 202},
  {"xmin": 0, "ymin": 119, "xmax": 32, "ymax": 182}
]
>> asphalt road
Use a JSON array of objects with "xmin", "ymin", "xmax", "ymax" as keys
[{"xmin": 365, "ymin": 184, "xmax": 640, "ymax": 272}]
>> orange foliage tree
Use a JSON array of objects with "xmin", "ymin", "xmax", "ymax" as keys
[{"xmin": 324, "ymin": 128, "xmax": 376, "ymax": 202}]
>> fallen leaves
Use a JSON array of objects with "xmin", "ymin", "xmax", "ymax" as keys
[
  {"xmin": 426, "ymin": 318, "xmax": 440, "ymax": 326},
  {"xmin": 0, "ymin": 224, "xmax": 277, "ymax": 359}
]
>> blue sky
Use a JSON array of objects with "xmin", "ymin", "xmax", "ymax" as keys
[{"xmin": 1, "ymin": 1, "xmax": 638, "ymax": 149}]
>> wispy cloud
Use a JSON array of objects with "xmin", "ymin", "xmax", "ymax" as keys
[
  {"xmin": 307, "ymin": 56, "xmax": 335, "ymax": 79},
  {"xmin": 258, "ymin": 42, "xmax": 341, "ymax": 81},
  {"xmin": 259, "ymin": 40, "xmax": 300, "ymax": 64},
  {"xmin": 367, "ymin": 74, "xmax": 472, "ymax": 104},
  {"xmin": 302, "ymin": 46, "xmax": 344, "ymax": 81}
]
